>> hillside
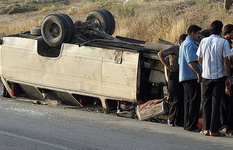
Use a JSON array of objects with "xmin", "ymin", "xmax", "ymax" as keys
[{"xmin": 0, "ymin": 0, "xmax": 232, "ymax": 43}]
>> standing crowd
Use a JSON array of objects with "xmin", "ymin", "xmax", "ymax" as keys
[{"xmin": 158, "ymin": 20, "xmax": 233, "ymax": 137}]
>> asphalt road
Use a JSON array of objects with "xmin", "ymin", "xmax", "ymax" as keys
[{"xmin": 0, "ymin": 91, "xmax": 233, "ymax": 150}]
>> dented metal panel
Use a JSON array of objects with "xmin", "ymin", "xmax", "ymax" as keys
[{"xmin": 1, "ymin": 37, "xmax": 139, "ymax": 102}]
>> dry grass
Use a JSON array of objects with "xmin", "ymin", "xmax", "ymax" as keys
[
  {"xmin": 0, "ymin": 0, "xmax": 232, "ymax": 43},
  {"xmin": 7, "ymin": 19, "xmax": 43, "ymax": 35},
  {"xmin": 114, "ymin": 0, "xmax": 195, "ymax": 43},
  {"xmin": 0, "ymin": 14, "xmax": 43, "ymax": 37}
]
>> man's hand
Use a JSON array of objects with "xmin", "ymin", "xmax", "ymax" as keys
[
  {"xmin": 188, "ymin": 61, "xmax": 202, "ymax": 83},
  {"xmin": 197, "ymin": 73, "xmax": 202, "ymax": 83},
  {"xmin": 225, "ymin": 77, "xmax": 231, "ymax": 96},
  {"xmin": 225, "ymin": 86, "xmax": 231, "ymax": 96},
  {"xmin": 166, "ymin": 65, "xmax": 177, "ymax": 72},
  {"xmin": 225, "ymin": 77, "xmax": 231, "ymax": 93}
]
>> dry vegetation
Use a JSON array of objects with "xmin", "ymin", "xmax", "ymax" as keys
[{"xmin": 0, "ymin": 0, "xmax": 232, "ymax": 43}]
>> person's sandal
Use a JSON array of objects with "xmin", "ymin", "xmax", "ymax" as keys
[
  {"xmin": 221, "ymin": 128, "xmax": 227, "ymax": 133},
  {"xmin": 200, "ymin": 130, "xmax": 210, "ymax": 136},
  {"xmin": 210, "ymin": 132, "xmax": 226, "ymax": 137}
]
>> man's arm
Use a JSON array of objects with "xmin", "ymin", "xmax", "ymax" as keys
[
  {"xmin": 158, "ymin": 46, "xmax": 177, "ymax": 72},
  {"xmin": 188, "ymin": 61, "xmax": 202, "ymax": 83},
  {"xmin": 198, "ymin": 57, "xmax": 203, "ymax": 66},
  {"xmin": 224, "ymin": 57, "xmax": 231, "ymax": 89}
]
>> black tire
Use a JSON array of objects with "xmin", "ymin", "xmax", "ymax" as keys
[
  {"xmin": 85, "ymin": 9, "xmax": 115, "ymax": 35},
  {"xmin": 2, "ymin": 86, "xmax": 10, "ymax": 98},
  {"xmin": 41, "ymin": 14, "xmax": 74, "ymax": 47},
  {"xmin": 201, "ymin": 28, "xmax": 211, "ymax": 37},
  {"xmin": 57, "ymin": 13, "xmax": 75, "ymax": 42},
  {"xmin": 100, "ymin": 9, "xmax": 115, "ymax": 35},
  {"xmin": 30, "ymin": 26, "xmax": 41, "ymax": 36}
]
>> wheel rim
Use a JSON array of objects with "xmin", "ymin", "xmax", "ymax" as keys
[
  {"xmin": 90, "ymin": 18, "xmax": 104, "ymax": 30},
  {"xmin": 90, "ymin": 18, "xmax": 100, "ymax": 24},
  {"xmin": 49, "ymin": 23, "xmax": 60, "ymax": 38}
]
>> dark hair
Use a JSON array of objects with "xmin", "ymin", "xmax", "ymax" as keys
[
  {"xmin": 210, "ymin": 20, "xmax": 223, "ymax": 35},
  {"xmin": 187, "ymin": 25, "xmax": 202, "ymax": 35},
  {"xmin": 179, "ymin": 34, "xmax": 188, "ymax": 41},
  {"xmin": 224, "ymin": 24, "xmax": 233, "ymax": 35}
]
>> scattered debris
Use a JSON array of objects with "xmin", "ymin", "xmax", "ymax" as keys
[{"xmin": 136, "ymin": 97, "xmax": 169, "ymax": 121}]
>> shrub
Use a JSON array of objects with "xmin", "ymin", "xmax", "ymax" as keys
[{"xmin": 118, "ymin": 6, "xmax": 136, "ymax": 17}]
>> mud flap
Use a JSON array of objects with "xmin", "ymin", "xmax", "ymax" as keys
[
  {"xmin": 0, "ymin": 76, "xmax": 15, "ymax": 98},
  {"xmin": 19, "ymin": 84, "xmax": 44, "ymax": 100},
  {"xmin": 54, "ymin": 91, "xmax": 83, "ymax": 107}
]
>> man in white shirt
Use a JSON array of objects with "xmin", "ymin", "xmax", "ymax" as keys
[{"xmin": 197, "ymin": 20, "xmax": 231, "ymax": 136}]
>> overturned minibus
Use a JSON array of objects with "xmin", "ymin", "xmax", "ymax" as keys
[{"xmin": 0, "ymin": 9, "xmax": 169, "ymax": 112}]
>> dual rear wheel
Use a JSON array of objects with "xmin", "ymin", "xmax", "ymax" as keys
[
  {"xmin": 36, "ymin": 9, "xmax": 115, "ymax": 47},
  {"xmin": 41, "ymin": 13, "xmax": 74, "ymax": 47}
]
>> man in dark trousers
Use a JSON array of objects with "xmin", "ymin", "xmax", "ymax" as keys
[
  {"xmin": 197, "ymin": 20, "xmax": 231, "ymax": 136},
  {"xmin": 220, "ymin": 24, "xmax": 233, "ymax": 136},
  {"xmin": 158, "ymin": 34, "xmax": 187, "ymax": 127},
  {"xmin": 179, "ymin": 25, "xmax": 202, "ymax": 131}
]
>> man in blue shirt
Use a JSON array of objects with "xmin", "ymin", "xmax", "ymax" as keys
[{"xmin": 179, "ymin": 25, "xmax": 202, "ymax": 131}]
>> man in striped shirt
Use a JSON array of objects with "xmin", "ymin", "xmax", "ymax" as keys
[
  {"xmin": 158, "ymin": 34, "xmax": 187, "ymax": 127},
  {"xmin": 197, "ymin": 20, "xmax": 231, "ymax": 136}
]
